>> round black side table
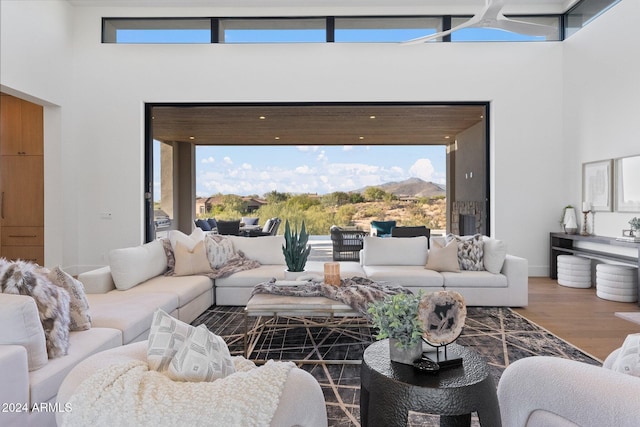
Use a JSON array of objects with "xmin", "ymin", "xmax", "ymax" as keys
[{"xmin": 360, "ymin": 340, "xmax": 501, "ymax": 427}]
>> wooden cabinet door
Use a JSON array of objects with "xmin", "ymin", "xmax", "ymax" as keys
[
  {"xmin": 0, "ymin": 94, "xmax": 43, "ymax": 155},
  {"xmin": 0, "ymin": 156, "xmax": 44, "ymax": 226},
  {"xmin": 0, "ymin": 94, "xmax": 22, "ymax": 155}
]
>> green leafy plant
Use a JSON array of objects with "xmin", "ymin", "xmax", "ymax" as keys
[
  {"xmin": 367, "ymin": 292, "xmax": 424, "ymax": 350},
  {"xmin": 629, "ymin": 217, "xmax": 640, "ymax": 231},
  {"xmin": 282, "ymin": 220, "xmax": 311, "ymax": 272}
]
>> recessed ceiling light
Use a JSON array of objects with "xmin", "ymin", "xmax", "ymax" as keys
[
  {"xmin": 274, "ymin": 136, "xmax": 280, "ymax": 140},
  {"xmin": 259, "ymin": 116, "xmax": 266, "ymax": 120},
  {"xmin": 189, "ymin": 136, "xmax": 195, "ymax": 140},
  {"xmin": 359, "ymin": 136, "xmax": 365, "ymax": 140},
  {"xmin": 444, "ymin": 136, "xmax": 450, "ymax": 139},
  {"xmin": 369, "ymin": 115, "xmax": 376, "ymax": 119}
]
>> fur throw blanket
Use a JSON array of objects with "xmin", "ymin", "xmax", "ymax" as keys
[
  {"xmin": 252, "ymin": 277, "xmax": 412, "ymax": 317},
  {"xmin": 62, "ymin": 357, "xmax": 294, "ymax": 427},
  {"xmin": 0, "ymin": 259, "xmax": 70, "ymax": 358}
]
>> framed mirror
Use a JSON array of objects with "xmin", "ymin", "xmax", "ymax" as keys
[{"xmin": 615, "ymin": 154, "xmax": 640, "ymax": 212}]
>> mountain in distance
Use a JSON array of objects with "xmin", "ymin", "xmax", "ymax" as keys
[{"xmin": 356, "ymin": 177, "xmax": 446, "ymax": 198}]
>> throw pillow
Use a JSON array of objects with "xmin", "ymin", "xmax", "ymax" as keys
[
  {"xmin": 195, "ymin": 219, "xmax": 212, "ymax": 231},
  {"xmin": 161, "ymin": 238, "xmax": 176, "ymax": 275},
  {"xmin": 206, "ymin": 218, "xmax": 218, "ymax": 229},
  {"xmin": 147, "ymin": 309, "xmax": 196, "ymax": 373},
  {"xmin": 47, "ymin": 266, "xmax": 92, "ymax": 331},
  {"xmin": 611, "ymin": 333, "xmax": 640, "ymax": 377},
  {"xmin": 204, "ymin": 234, "xmax": 236, "ymax": 269},
  {"xmin": 483, "ymin": 237, "xmax": 508, "ymax": 274},
  {"xmin": 0, "ymin": 259, "xmax": 71, "ymax": 358},
  {"xmin": 446, "ymin": 233, "xmax": 485, "ymax": 271},
  {"xmin": 167, "ymin": 324, "xmax": 235, "ymax": 382},
  {"xmin": 169, "ymin": 228, "xmax": 205, "ymax": 252},
  {"xmin": 241, "ymin": 217, "xmax": 259, "ymax": 226},
  {"xmin": 173, "ymin": 240, "xmax": 213, "ymax": 276},
  {"xmin": 425, "ymin": 240, "xmax": 460, "ymax": 273}
]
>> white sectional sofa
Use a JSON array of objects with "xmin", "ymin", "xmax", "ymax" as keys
[{"xmin": 0, "ymin": 231, "xmax": 526, "ymax": 427}]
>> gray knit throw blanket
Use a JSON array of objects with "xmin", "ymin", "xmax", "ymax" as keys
[{"xmin": 251, "ymin": 277, "xmax": 412, "ymax": 317}]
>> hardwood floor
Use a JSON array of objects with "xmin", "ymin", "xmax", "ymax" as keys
[{"xmin": 514, "ymin": 277, "xmax": 640, "ymax": 361}]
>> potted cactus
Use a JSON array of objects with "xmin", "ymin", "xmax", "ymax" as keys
[{"xmin": 282, "ymin": 220, "xmax": 311, "ymax": 276}]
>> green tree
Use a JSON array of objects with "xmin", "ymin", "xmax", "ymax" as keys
[
  {"xmin": 364, "ymin": 187, "xmax": 387, "ymax": 201},
  {"xmin": 264, "ymin": 190, "xmax": 289, "ymax": 204}
]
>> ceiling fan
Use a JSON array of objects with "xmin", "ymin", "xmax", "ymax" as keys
[{"xmin": 403, "ymin": 0, "xmax": 556, "ymax": 44}]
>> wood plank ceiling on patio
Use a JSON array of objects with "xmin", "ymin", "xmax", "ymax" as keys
[{"xmin": 151, "ymin": 104, "xmax": 485, "ymax": 146}]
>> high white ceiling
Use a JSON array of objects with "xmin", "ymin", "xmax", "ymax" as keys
[{"xmin": 68, "ymin": 0, "xmax": 580, "ymax": 15}]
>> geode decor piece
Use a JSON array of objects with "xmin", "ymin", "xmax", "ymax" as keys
[{"xmin": 419, "ymin": 291, "xmax": 466, "ymax": 346}]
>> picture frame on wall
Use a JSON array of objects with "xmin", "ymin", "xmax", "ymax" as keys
[
  {"xmin": 583, "ymin": 159, "xmax": 613, "ymax": 212},
  {"xmin": 614, "ymin": 154, "xmax": 640, "ymax": 212}
]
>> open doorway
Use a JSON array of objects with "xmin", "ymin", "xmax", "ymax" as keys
[{"xmin": 145, "ymin": 102, "xmax": 489, "ymax": 241}]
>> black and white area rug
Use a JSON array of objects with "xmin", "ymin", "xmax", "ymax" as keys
[{"xmin": 192, "ymin": 306, "xmax": 600, "ymax": 427}]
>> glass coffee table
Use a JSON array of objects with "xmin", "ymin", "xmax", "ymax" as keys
[{"xmin": 360, "ymin": 339, "xmax": 501, "ymax": 427}]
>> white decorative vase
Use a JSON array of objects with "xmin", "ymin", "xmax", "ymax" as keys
[
  {"xmin": 284, "ymin": 270, "xmax": 306, "ymax": 280},
  {"xmin": 563, "ymin": 208, "xmax": 578, "ymax": 235},
  {"xmin": 389, "ymin": 338, "xmax": 423, "ymax": 365}
]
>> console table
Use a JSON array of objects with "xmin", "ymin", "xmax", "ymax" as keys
[{"xmin": 549, "ymin": 232, "xmax": 640, "ymax": 306}]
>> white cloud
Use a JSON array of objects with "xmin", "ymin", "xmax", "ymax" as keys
[
  {"xmin": 343, "ymin": 146, "xmax": 354, "ymax": 151},
  {"xmin": 296, "ymin": 146, "xmax": 320, "ymax": 152},
  {"xmin": 295, "ymin": 165, "xmax": 313, "ymax": 174},
  {"xmin": 242, "ymin": 163, "xmax": 252, "ymax": 170},
  {"xmin": 409, "ymin": 158, "xmax": 435, "ymax": 182},
  {"xmin": 223, "ymin": 156, "xmax": 233, "ymax": 165},
  {"xmin": 201, "ymin": 156, "xmax": 215, "ymax": 164}
]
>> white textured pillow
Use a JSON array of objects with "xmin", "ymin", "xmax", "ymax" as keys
[
  {"xmin": 167, "ymin": 324, "xmax": 235, "ymax": 382},
  {"xmin": 362, "ymin": 236, "xmax": 428, "ymax": 266},
  {"xmin": 0, "ymin": 294, "xmax": 48, "ymax": 371},
  {"xmin": 109, "ymin": 240, "xmax": 167, "ymax": 290},
  {"xmin": 147, "ymin": 309, "xmax": 195, "ymax": 373},
  {"xmin": 483, "ymin": 237, "xmax": 507, "ymax": 274},
  {"xmin": 47, "ymin": 266, "xmax": 92, "ymax": 331},
  {"xmin": 204, "ymin": 235, "xmax": 236, "ymax": 269},
  {"xmin": 173, "ymin": 241, "xmax": 213, "ymax": 276},
  {"xmin": 228, "ymin": 235, "xmax": 285, "ymax": 265},
  {"xmin": 425, "ymin": 240, "xmax": 460, "ymax": 273},
  {"xmin": 169, "ymin": 228, "xmax": 205, "ymax": 251},
  {"xmin": 611, "ymin": 333, "xmax": 640, "ymax": 377}
]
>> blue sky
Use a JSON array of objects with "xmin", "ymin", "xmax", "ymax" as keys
[
  {"xmin": 194, "ymin": 145, "xmax": 446, "ymax": 197},
  {"xmin": 153, "ymin": 144, "xmax": 446, "ymax": 200}
]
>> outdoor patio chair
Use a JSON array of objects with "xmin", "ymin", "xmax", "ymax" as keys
[
  {"xmin": 391, "ymin": 226, "xmax": 431, "ymax": 248},
  {"xmin": 330, "ymin": 226, "xmax": 367, "ymax": 261},
  {"xmin": 248, "ymin": 217, "xmax": 281, "ymax": 237},
  {"xmin": 216, "ymin": 219, "xmax": 241, "ymax": 235},
  {"xmin": 370, "ymin": 220, "xmax": 396, "ymax": 237}
]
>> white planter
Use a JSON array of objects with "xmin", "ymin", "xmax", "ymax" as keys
[
  {"xmin": 389, "ymin": 338, "xmax": 423, "ymax": 365},
  {"xmin": 284, "ymin": 270, "xmax": 306, "ymax": 280}
]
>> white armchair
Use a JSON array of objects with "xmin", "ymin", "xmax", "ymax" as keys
[{"xmin": 497, "ymin": 348, "xmax": 640, "ymax": 427}]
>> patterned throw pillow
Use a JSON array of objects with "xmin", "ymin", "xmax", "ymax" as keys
[
  {"xmin": 204, "ymin": 234, "xmax": 235, "ymax": 269},
  {"xmin": 446, "ymin": 233, "xmax": 485, "ymax": 271},
  {"xmin": 0, "ymin": 259, "xmax": 70, "ymax": 358},
  {"xmin": 173, "ymin": 241, "xmax": 213, "ymax": 276},
  {"xmin": 147, "ymin": 309, "xmax": 195, "ymax": 373},
  {"xmin": 161, "ymin": 238, "xmax": 176, "ymax": 275},
  {"xmin": 167, "ymin": 324, "xmax": 235, "ymax": 382},
  {"xmin": 47, "ymin": 266, "xmax": 92, "ymax": 331}
]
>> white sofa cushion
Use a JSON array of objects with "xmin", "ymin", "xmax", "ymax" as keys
[
  {"xmin": 442, "ymin": 271, "xmax": 508, "ymax": 288},
  {"xmin": 362, "ymin": 265, "xmax": 444, "ymax": 287},
  {"xmin": 0, "ymin": 294, "xmax": 48, "ymax": 371},
  {"xmin": 362, "ymin": 236, "xmax": 428, "ymax": 266},
  {"xmin": 228, "ymin": 235, "xmax": 285, "ymax": 265},
  {"xmin": 109, "ymin": 240, "xmax": 167, "ymax": 290},
  {"xmin": 169, "ymin": 228, "xmax": 205, "ymax": 251},
  {"xmin": 483, "ymin": 237, "xmax": 508, "ymax": 274}
]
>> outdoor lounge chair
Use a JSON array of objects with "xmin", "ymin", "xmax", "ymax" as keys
[{"xmin": 330, "ymin": 226, "xmax": 367, "ymax": 261}]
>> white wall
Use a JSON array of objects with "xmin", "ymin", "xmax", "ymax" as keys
[
  {"xmin": 4, "ymin": 1, "xmax": 584, "ymax": 276},
  {"xmin": 0, "ymin": 0, "xmax": 74, "ymax": 269},
  {"xmin": 564, "ymin": 0, "xmax": 640, "ymax": 238}
]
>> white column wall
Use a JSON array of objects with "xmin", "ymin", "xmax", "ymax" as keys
[
  {"xmin": 564, "ymin": 0, "xmax": 640, "ymax": 238},
  {"xmin": 0, "ymin": 0, "xmax": 74, "ymax": 270}
]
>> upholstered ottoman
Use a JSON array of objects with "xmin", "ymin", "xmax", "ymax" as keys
[
  {"xmin": 596, "ymin": 264, "xmax": 638, "ymax": 303},
  {"xmin": 557, "ymin": 255, "xmax": 592, "ymax": 288}
]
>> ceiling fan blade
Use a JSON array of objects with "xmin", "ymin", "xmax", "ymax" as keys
[
  {"xmin": 402, "ymin": 14, "xmax": 481, "ymax": 44},
  {"xmin": 495, "ymin": 16, "xmax": 557, "ymax": 38}
]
